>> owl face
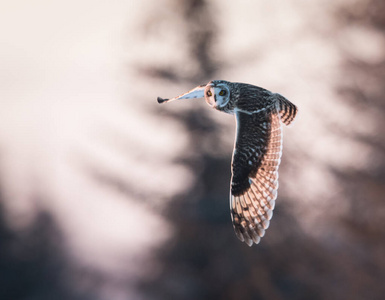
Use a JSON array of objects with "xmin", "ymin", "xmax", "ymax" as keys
[{"xmin": 204, "ymin": 81, "xmax": 231, "ymax": 109}]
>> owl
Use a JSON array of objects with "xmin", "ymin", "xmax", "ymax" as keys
[{"xmin": 157, "ymin": 80, "xmax": 297, "ymax": 246}]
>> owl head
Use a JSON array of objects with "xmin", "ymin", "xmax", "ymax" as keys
[
  {"xmin": 204, "ymin": 80, "xmax": 231, "ymax": 109},
  {"xmin": 157, "ymin": 80, "xmax": 233, "ymax": 111}
]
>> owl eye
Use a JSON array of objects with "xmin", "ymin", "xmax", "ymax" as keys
[
  {"xmin": 219, "ymin": 90, "xmax": 227, "ymax": 96},
  {"xmin": 207, "ymin": 90, "xmax": 212, "ymax": 97}
]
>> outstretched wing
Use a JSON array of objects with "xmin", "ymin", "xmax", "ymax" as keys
[{"xmin": 230, "ymin": 107, "xmax": 283, "ymax": 246}]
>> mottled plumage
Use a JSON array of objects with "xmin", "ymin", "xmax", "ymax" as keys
[{"xmin": 158, "ymin": 80, "xmax": 297, "ymax": 246}]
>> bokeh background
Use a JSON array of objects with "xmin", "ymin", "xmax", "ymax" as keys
[{"xmin": 1, "ymin": 0, "xmax": 385, "ymax": 299}]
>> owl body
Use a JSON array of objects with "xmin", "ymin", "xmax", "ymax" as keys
[
  {"xmin": 203, "ymin": 80, "xmax": 274, "ymax": 115},
  {"xmin": 158, "ymin": 80, "xmax": 297, "ymax": 246}
]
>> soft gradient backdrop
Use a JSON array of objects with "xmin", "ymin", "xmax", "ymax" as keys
[{"xmin": 1, "ymin": 1, "xmax": 384, "ymax": 299}]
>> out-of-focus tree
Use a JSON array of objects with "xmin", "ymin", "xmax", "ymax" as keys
[{"xmin": 0, "ymin": 0, "xmax": 384, "ymax": 299}]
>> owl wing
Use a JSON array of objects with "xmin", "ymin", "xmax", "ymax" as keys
[
  {"xmin": 230, "ymin": 107, "xmax": 283, "ymax": 246},
  {"xmin": 276, "ymin": 93, "xmax": 298, "ymax": 126}
]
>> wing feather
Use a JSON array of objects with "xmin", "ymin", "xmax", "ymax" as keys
[
  {"xmin": 230, "ymin": 108, "xmax": 284, "ymax": 246},
  {"xmin": 275, "ymin": 93, "xmax": 298, "ymax": 126},
  {"xmin": 229, "ymin": 94, "xmax": 297, "ymax": 246}
]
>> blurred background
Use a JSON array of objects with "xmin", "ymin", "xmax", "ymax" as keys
[{"xmin": 1, "ymin": 0, "xmax": 385, "ymax": 299}]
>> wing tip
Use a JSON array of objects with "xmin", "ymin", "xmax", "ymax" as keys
[
  {"xmin": 157, "ymin": 97, "xmax": 168, "ymax": 104},
  {"xmin": 233, "ymin": 224, "xmax": 262, "ymax": 246},
  {"xmin": 231, "ymin": 185, "xmax": 278, "ymax": 246}
]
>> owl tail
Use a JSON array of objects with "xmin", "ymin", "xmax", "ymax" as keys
[
  {"xmin": 274, "ymin": 93, "xmax": 298, "ymax": 126},
  {"xmin": 157, "ymin": 84, "xmax": 206, "ymax": 104}
]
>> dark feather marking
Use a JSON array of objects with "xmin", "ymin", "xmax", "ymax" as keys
[{"xmin": 231, "ymin": 110, "xmax": 272, "ymax": 196}]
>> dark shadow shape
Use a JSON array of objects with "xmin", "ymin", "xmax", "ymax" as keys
[{"xmin": 0, "ymin": 198, "xmax": 91, "ymax": 300}]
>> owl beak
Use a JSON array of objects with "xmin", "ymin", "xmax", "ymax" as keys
[{"xmin": 157, "ymin": 84, "xmax": 205, "ymax": 104}]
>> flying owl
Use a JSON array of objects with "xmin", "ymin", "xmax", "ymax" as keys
[{"xmin": 157, "ymin": 80, "xmax": 297, "ymax": 246}]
